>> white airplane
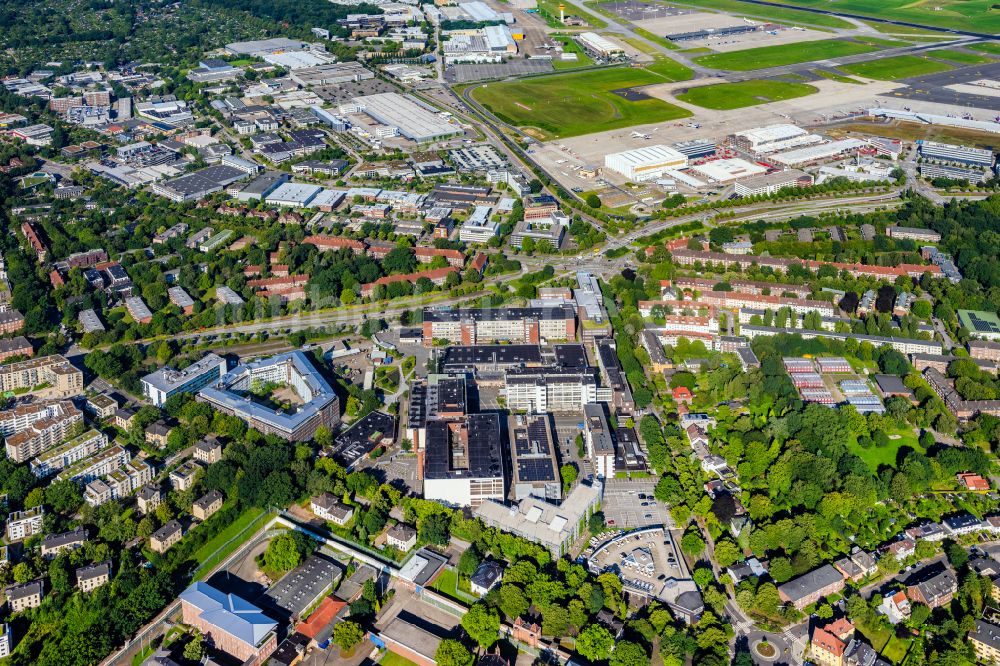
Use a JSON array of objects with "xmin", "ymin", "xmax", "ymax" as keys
[{"xmin": 630, "ymin": 131, "xmax": 651, "ymax": 139}]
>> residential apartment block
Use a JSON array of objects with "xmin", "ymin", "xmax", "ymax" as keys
[
  {"xmin": 76, "ymin": 561, "xmax": 112, "ymax": 593},
  {"xmin": 0, "ymin": 354, "xmax": 83, "ymax": 398},
  {"xmin": 6, "ymin": 508, "xmax": 44, "ymax": 541},
  {"xmin": 421, "ymin": 306, "xmax": 577, "ymax": 346},
  {"xmin": 30, "ymin": 429, "xmax": 108, "ymax": 478},
  {"xmin": 3, "ymin": 400, "xmax": 83, "ymax": 463},
  {"xmin": 150, "ymin": 520, "xmax": 183, "ymax": 553}
]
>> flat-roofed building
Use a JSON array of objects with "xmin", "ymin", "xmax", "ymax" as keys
[
  {"xmin": 604, "ymin": 145, "xmax": 687, "ymax": 182},
  {"xmin": 55, "ymin": 444, "xmax": 130, "ymax": 485},
  {"xmin": 353, "ymin": 93, "xmax": 460, "ymax": 143},
  {"xmin": 503, "ymin": 366, "xmax": 606, "ymax": 413},
  {"xmin": 6, "ymin": 508, "xmax": 43, "ymax": 541},
  {"xmin": 30, "ymin": 429, "xmax": 108, "ymax": 477},
  {"xmin": 197, "ymin": 351, "xmax": 339, "ymax": 441},
  {"xmin": 577, "ymin": 31, "xmax": 625, "ymax": 58},
  {"xmin": 423, "ymin": 413, "xmax": 505, "ymax": 507},
  {"xmin": 475, "ymin": 481, "xmax": 602, "ymax": 558},
  {"xmin": 170, "ymin": 460, "xmax": 202, "ymax": 491},
  {"xmin": 2, "ymin": 400, "xmax": 83, "ymax": 463},
  {"xmin": 422, "ymin": 305, "xmax": 576, "ymax": 345},
  {"xmin": 584, "ymin": 403, "xmax": 615, "ymax": 480},
  {"xmin": 0, "ymin": 354, "xmax": 83, "ymax": 398},
  {"xmin": 85, "ymin": 393, "xmax": 118, "ymax": 419},
  {"xmin": 0, "ymin": 624, "xmax": 10, "ymax": 658},
  {"xmin": 142, "ymin": 353, "xmax": 227, "ymax": 407},
  {"xmin": 510, "ymin": 414, "xmax": 560, "ymax": 501}
]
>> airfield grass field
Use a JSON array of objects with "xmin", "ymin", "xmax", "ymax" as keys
[
  {"xmin": 550, "ymin": 34, "xmax": 594, "ymax": 70},
  {"xmin": 812, "ymin": 69, "xmax": 862, "ymax": 84},
  {"xmin": 970, "ymin": 43, "xmax": 1000, "ymax": 55},
  {"xmin": 765, "ymin": 0, "xmax": 1000, "ymax": 33},
  {"xmin": 471, "ymin": 67, "xmax": 693, "ymax": 140},
  {"xmin": 839, "ymin": 54, "xmax": 954, "ymax": 80},
  {"xmin": 670, "ymin": 0, "xmax": 853, "ymax": 28},
  {"xmin": 692, "ymin": 38, "xmax": 882, "ymax": 71},
  {"xmin": 929, "ymin": 48, "xmax": 994, "ymax": 65},
  {"xmin": 676, "ymin": 79, "xmax": 818, "ymax": 109}
]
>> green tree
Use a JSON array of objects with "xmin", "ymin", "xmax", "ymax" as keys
[
  {"xmin": 610, "ymin": 640, "xmax": 647, "ymax": 666},
  {"xmin": 263, "ymin": 532, "xmax": 310, "ymax": 574},
  {"xmin": 499, "ymin": 584, "xmax": 530, "ymax": 619},
  {"xmin": 560, "ymin": 463, "xmax": 578, "ymax": 495},
  {"xmin": 435, "ymin": 639, "xmax": 473, "ymax": 666},
  {"xmin": 458, "ymin": 549, "xmax": 481, "ymax": 577},
  {"xmin": 12, "ymin": 562, "xmax": 32, "ymax": 584},
  {"xmin": 23, "ymin": 487, "xmax": 45, "ymax": 509},
  {"xmin": 576, "ymin": 624, "xmax": 614, "ymax": 661},
  {"xmin": 585, "ymin": 193, "xmax": 601, "ymax": 209},
  {"xmin": 331, "ymin": 621, "xmax": 365, "ymax": 652},
  {"xmin": 681, "ymin": 531, "xmax": 705, "ymax": 558},
  {"xmin": 46, "ymin": 479, "xmax": 83, "ymax": 514},
  {"xmin": 461, "ymin": 603, "xmax": 500, "ymax": 649},
  {"xmin": 183, "ymin": 633, "xmax": 204, "ymax": 662}
]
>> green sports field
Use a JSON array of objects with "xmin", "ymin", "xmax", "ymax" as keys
[
  {"xmin": 838, "ymin": 55, "xmax": 954, "ymax": 80},
  {"xmin": 471, "ymin": 67, "xmax": 692, "ymax": 140},
  {"xmin": 764, "ymin": 0, "xmax": 1000, "ymax": 33},
  {"xmin": 693, "ymin": 38, "xmax": 881, "ymax": 71},
  {"xmin": 676, "ymin": 79, "xmax": 818, "ymax": 109}
]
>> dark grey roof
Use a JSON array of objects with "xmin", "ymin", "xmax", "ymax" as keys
[
  {"xmin": 424, "ymin": 413, "xmax": 503, "ymax": 480},
  {"xmin": 440, "ymin": 345, "xmax": 542, "ymax": 371},
  {"xmin": 333, "ymin": 410, "xmax": 395, "ymax": 467},
  {"xmin": 470, "ymin": 561, "xmax": 503, "ymax": 590},
  {"xmin": 777, "ymin": 564, "xmax": 844, "ymax": 602},
  {"xmin": 973, "ymin": 620, "xmax": 1000, "ymax": 653},
  {"xmin": 76, "ymin": 560, "xmax": 111, "ymax": 581},
  {"xmin": 422, "ymin": 305, "xmax": 575, "ymax": 323},
  {"xmin": 42, "ymin": 528, "xmax": 88, "ymax": 550}
]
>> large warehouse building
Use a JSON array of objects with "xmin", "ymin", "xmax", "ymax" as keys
[
  {"xmin": 422, "ymin": 413, "xmax": 505, "ymax": 507},
  {"xmin": 730, "ymin": 124, "xmax": 823, "ymax": 155},
  {"xmin": 604, "ymin": 145, "xmax": 688, "ymax": 182},
  {"xmin": 352, "ymin": 93, "xmax": 460, "ymax": 143},
  {"xmin": 577, "ymin": 32, "xmax": 625, "ymax": 58}
]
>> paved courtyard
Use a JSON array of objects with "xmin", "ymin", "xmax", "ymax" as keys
[{"xmin": 602, "ymin": 477, "xmax": 673, "ymax": 529}]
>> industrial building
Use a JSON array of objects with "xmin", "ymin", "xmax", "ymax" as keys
[
  {"xmin": 730, "ymin": 124, "xmax": 823, "ymax": 155},
  {"xmin": 690, "ymin": 158, "xmax": 766, "ymax": 184},
  {"xmin": 141, "ymin": 353, "xmax": 228, "ymax": 407},
  {"xmin": 289, "ymin": 62, "xmax": 374, "ymax": 86},
  {"xmin": 577, "ymin": 32, "xmax": 625, "ymax": 58},
  {"xmin": 422, "ymin": 413, "xmax": 505, "ymax": 507},
  {"xmin": 605, "ymin": 145, "xmax": 688, "ymax": 182},
  {"xmin": 150, "ymin": 165, "xmax": 247, "ymax": 202},
  {"xmin": 770, "ymin": 139, "xmax": 867, "ymax": 167},
  {"xmin": 197, "ymin": 351, "xmax": 339, "ymax": 441},
  {"xmin": 352, "ymin": 93, "xmax": 459, "ymax": 143}
]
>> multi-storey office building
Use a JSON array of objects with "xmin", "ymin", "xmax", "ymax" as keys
[{"xmin": 421, "ymin": 305, "xmax": 576, "ymax": 346}]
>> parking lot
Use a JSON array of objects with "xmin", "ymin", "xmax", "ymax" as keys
[
  {"xmin": 602, "ymin": 477, "xmax": 673, "ymax": 529},
  {"xmin": 369, "ymin": 454, "xmax": 421, "ymax": 493},
  {"xmin": 444, "ymin": 59, "xmax": 554, "ymax": 84},
  {"xmin": 552, "ymin": 413, "xmax": 593, "ymax": 478}
]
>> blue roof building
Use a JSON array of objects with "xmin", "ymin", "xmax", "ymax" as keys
[{"xmin": 180, "ymin": 582, "xmax": 278, "ymax": 664}]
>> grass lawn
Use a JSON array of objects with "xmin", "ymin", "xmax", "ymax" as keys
[
  {"xmin": 379, "ymin": 652, "xmax": 421, "ymax": 666},
  {"xmin": 929, "ymin": 48, "xmax": 994, "ymax": 65},
  {"xmin": 839, "ymin": 55, "xmax": 954, "ymax": 80},
  {"xmin": 881, "ymin": 634, "xmax": 913, "ymax": 664},
  {"xmin": 551, "ymin": 34, "xmax": 594, "ymax": 70},
  {"xmin": 848, "ymin": 427, "xmax": 923, "ymax": 473},
  {"xmin": 642, "ymin": 55, "xmax": 695, "ymax": 81},
  {"xmin": 471, "ymin": 68, "xmax": 692, "ymax": 140},
  {"xmin": 430, "ymin": 568, "xmax": 478, "ymax": 603},
  {"xmin": 669, "ymin": 0, "xmax": 853, "ymax": 28},
  {"xmin": 676, "ymin": 79, "xmax": 818, "ymax": 109},
  {"xmin": 631, "ymin": 25, "xmax": 680, "ymax": 51},
  {"xmin": 192, "ymin": 506, "xmax": 270, "ymax": 577},
  {"xmin": 970, "ymin": 43, "xmax": 1000, "ymax": 55},
  {"xmin": 760, "ymin": 0, "xmax": 1000, "ymax": 34},
  {"xmin": 693, "ymin": 39, "xmax": 880, "ymax": 71},
  {"xmin": 812, "ymin": 69, "xmax": 862, "ymax": 84},
  {"xmin": 537, "ymin": 0, "xmax": 607, "ymax": 28}
]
